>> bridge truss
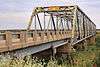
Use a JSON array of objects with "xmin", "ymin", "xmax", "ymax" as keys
[{"xmin": 27, "ymin": 5, "xmax": 96, "ymax": 44}]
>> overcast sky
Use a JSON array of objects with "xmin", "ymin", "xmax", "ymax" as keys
[{"xmin": 0, "ymin": 0, "xmax": 100, "ymax": 29}]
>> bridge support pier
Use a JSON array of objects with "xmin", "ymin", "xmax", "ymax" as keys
[
  {"xmin": 52, "ymin": 47, "xmax": 57, "ymax": 57},
  {"xmin": 56, "ymin": 44, "xmax": 74, "ymax": 57},
  {"xmin": 86, "ymin": 36, "xmax": 96, "ymax": 45},
  {"xmin": 73, "ymin": 40, "xmax": 88, "ymax": 51},
  {"xmin": 89, "ymin": 36, "xmax": 96, "ymax": 45}
]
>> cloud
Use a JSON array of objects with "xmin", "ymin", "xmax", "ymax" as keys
[
  {"xmin": 0, "ymin": 12, "xmax": 31, "ymax": 29},
  {"xmin": 0, "ymin": 0, "xmax": 34, "ymax": 12},
  {"xmin": 0, "ymin": 0, "xmax": 100, "ymax": 29}
]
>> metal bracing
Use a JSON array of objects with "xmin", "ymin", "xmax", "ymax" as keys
[
  {"xmin": 27, "ymin": 5, "xmax": 96, "ymax": 44},
  {"xmin": 51, "ymin": 14, "xmax": 56, "ymax": 31},
  {"xmin": 36, "ymin": 14, "xmax": 43, "ymax": 30},
  {"xmin": 76, "ymin": 10, "xmax": 81, "ymax": 40},
  {"xmin": 71, "ymin": 6, "xmax": 77, "ymax": 44}
]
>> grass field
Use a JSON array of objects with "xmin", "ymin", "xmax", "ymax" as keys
[{"xmin": 0, "ymin": 33, "xmax": 100, "ymax": 67}]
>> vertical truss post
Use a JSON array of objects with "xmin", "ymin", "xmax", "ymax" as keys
[
  {"xmin": 86, "ymin": 19, "xmax": 88, "ymax": 36},
  {"xmin": 61, "ymin": 18, "xmax": 64, "ymax": 31},
  {"xmin": 84, "ymin": 16, "xmax": 87, "ymax": 37},
  {"xmin": 66, "ymin": 19, "xmax": 70, "ymax": 30},
  {"xmin": 34, "ymin": 15, "xmax": 37, "ymax": 33},
  {"xmin": 71, "ymin": 6, "xmax": 77, "ymax": 44},
  {"xmin": 47, "ymin": 16, "xmax": 51, "ymax": 31},
  {"xmin": 80, "ymin": 14, "xmax": 82, "ymax": 37},
  {"xmin": 83, "ymin": 15, "xmax": 85, "ymax": 38},
  {"xmin": 44, "ymin": 12, "xmax": 46, "ymax": 31},
  {"xmin": 90, "ymin": 22, "xmax": 92, "ymax": 35},
  {"xmin": 56, "ymin": 16, "xmax": 58, "ymax": 30},
  {"xmin": 63, "ymin": 18, "xmax": 66, "ymax": 31},
  {"xmin": 91, "ymin": 22, "xmax": 93, "ymax": 34},
  {"xmin": 76, "ymin": 11, "xmax": 80, "ymax": 40}
]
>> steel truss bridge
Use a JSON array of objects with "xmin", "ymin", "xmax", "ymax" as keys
[{"xmin": 0, "ymin": 5, "xmax": 96, "ymax": 58}]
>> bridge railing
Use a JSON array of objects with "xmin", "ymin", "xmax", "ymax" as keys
[
  {"xmin": 0, "ymin": 30, "xmax": 72, "ymax": 52},
  {"xmin": 0, "ymin": 28, "xmax": 96, "ymax": 52}
]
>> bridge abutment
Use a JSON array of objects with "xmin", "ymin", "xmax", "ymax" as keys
[
  {"xmin": 57, "ymin": 44, "xmax": 72, "ymax": 54},
  {"xmin": 86, "ymin": 36, "xmax": 96, "ymax": 45},
  {"xmin": 89, "ymin": 36, "xmax": 96, "ymax": 45}
]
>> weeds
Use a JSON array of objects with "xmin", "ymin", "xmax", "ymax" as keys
[{"xmin": 0, "ymin": 35, "xmax": 100, "ymax": 67}]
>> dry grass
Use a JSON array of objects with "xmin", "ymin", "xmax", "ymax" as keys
[{"xmin": 0, "ymin": 33, "xmax": 100, "ymax": 67}]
